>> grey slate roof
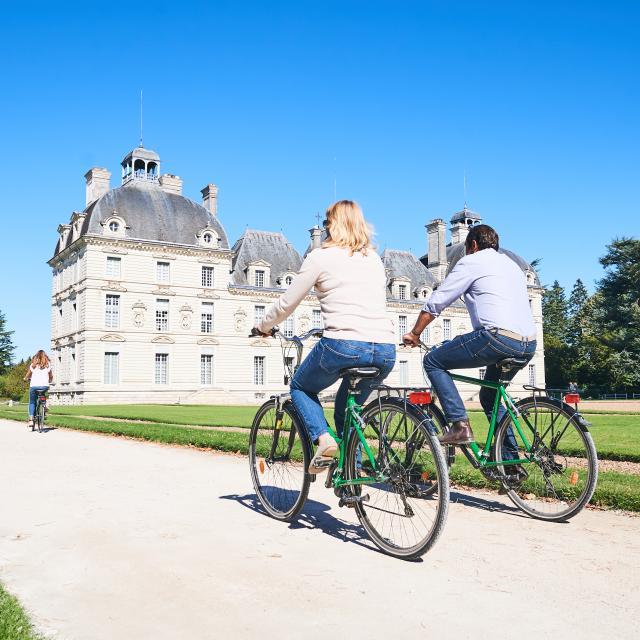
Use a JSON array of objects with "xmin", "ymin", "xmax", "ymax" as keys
[
  {"xmin": 122, "ymin": 146, "xmax": 160, "ymax": 163},
  {"xmin": 55, "ymin": 180, "xmax": 230, "ymax": 255},
  {"xmin": 381, "ymin": 249, "xmax": 436, "ymax": 297},
  {"xmin": 450, "ymin": 205, "xmax": 482, "ymax": 225},
  {"xmin": 230, "ymin": 229, "xmax": 303, "ymax": 287}
]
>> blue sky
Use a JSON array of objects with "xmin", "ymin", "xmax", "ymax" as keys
[{"xmin": 1, "ymin": 0, "xmax": 638, "ymax": 360}]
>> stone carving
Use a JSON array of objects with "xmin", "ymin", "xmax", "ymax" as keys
[
  {"xmin": 234, "ymin": 308, "xmax": 247, "ymax": 333},
  {"xmin": 132, "ymin": 301, "xmax": 147, "ymax": 328},
  {"xmin": 180, "ymin": 304, "xmax": 193, "ymax": 330},
  {"xmin": 298, "ymin": 313, "xmax": 310, "ymax": 333}
]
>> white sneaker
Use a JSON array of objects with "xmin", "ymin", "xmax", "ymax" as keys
[{"xmin": 308, "ymin": 434, "xmax": 338, "ymax": 474}]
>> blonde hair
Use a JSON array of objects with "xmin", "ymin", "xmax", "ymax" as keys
[
  {"xmin": 31, "ymin": 350, "xmax": 50, "ymax": 370},
  {"xmin": 322, "ymin": 200, "xmax": 373, "ymax": 255}
]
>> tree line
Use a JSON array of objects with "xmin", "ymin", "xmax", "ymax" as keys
[{"xmin": 542, "ymin": 238, "xmax": 640, "ymax": 397}]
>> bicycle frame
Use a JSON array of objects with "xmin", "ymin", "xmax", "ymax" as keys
[{"xmin": 448, "ymin": 372, "xmax": 532, "ymax": 468}]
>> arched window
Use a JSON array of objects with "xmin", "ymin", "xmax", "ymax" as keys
[
  {"xmin": 134, "ymin": 159, "xmax": 145, "ymax": 179},
  {"xmin": 285, "ymin": 275, "xmax": 293, "ymax": 286},
  {"xmin": 109, "ymin": 221, "xmax": 119, "ymax": 232},
  {"xmin": 203, "ymin": 233, "xmax": 212, "ymax": 244}
]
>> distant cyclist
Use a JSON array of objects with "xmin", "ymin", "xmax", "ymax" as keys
[
  {"xmin": 252, "ymin": 200, "xmax": 396, "ymax": 473},
  {"xmin": 24, "ymin": 350, "xmax": 53, "ymax": 429}
]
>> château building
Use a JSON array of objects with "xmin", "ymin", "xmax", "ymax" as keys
[{"xmin": 48, "ymin": 145, "xmax": 545, "ymax": 405}]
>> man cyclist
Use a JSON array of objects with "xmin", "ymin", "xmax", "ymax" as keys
[{"xmin": 402, "ymin": 224, "xmax": 536, "ymax": 465}]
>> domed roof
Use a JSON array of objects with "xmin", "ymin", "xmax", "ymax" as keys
[
  {"xmin": 58, "ymin": 180, "xmax": 229, "ymax": 253},
  {"xmin": 450, "ymin": 204, "xmax": 482, "ymax": 225},
  {"xmin": 122, "ymin": 146, "xmax": 160, "ymax": 163}
]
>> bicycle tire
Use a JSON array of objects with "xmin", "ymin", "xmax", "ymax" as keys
[
  {"xmin": 494, "ymin": 396, "xmax": 598, "ymax": 521},
  {"xmin": 249, "ymin": 399, "xmax": 312, "ymax": 521},
  {"xmin": 346, "ymin": 398, "xmax": 449, "ymax": 559},
  {"xmin": 37, "ymin": 401, "xmax": 45, "ymax": 433}
]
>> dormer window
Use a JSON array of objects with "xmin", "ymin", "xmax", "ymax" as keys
[
  {"xmin": 398, "ymin": 284, "xmax": 407, "ymax": 300},
  {"xmin": 285, "ymin": 275, "xmax": 293, "ymax": 286},
  {"xmin": 247, "ymin": 260, "xmax": 271, "ymax": 288},
  {"xmin": 203, "ymin": 233, "xmax": 212, "ymax": 244},
  {"xmin": 109, "ymin": 221, "xmax": 119, "ymax": 232},
  {"xmin": 197, "ymin": 227, "xmax": 219, "ymax": 248},
  {"xmin": 255, "ymin": 270, "xmax": 265, "ymax": 287},
  {"xmin": 103, "ymin": 213, "xmax": 126, "ymax": 238}
]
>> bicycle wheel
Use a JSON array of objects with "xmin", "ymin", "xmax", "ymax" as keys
[
  {"xmin": 494, "ymin": 397, "xmax": 598, "ymax": 521},
  {"xmin": 37, "ymin": 401, "xmax": 45, "ymax": 433},
  {"xmin": 346, "ymin": 398, "xmax": 449, "ymax": 559},
  {"xmin": 249, "ymin": 399, "xmax": 311, "ymax": 521}
]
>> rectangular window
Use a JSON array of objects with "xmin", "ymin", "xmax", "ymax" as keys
[
  {"xmin": 443, "ymin": 318, "xmax": 451, "ymax": 340},
  {"xmin": 155, "ymin": 353, "xmax": 168, "ymax": 384},
  {"xmin": 104, "ymin": 352, "xmax": 119, "ymax": 384},
  {"xmin": 398, "ymin": 284, "xmax": 407, "ymax": 300},
  {"xmin": 254, "ymin": 305, "xmax": 265, "ymax": 325},
  {"xmin": 529, "ymin": 364, "xmax": 536, "ymax": 386},
  {"xmin": 421, "ymin": 326, "xmax": 430, "ymax": 344},
  {"xmin": 399, "ymin": 360, "xmax": 409, "ymax": 386},
  {"xmin": 312, "ymin": 309, "xmax": 323, "ymax": 329},
  {"xmin": 479, "ymin": 367, "xmax": 486, "ymax": 380},
  {"xmin": 283, "ymin": 315, "xmax": 295, "ymax": 338},
  {"xmin": 201, "ymin": 266, "xmax": 214, "ymax": 288},
  {"xmin": 200, "ymin": 354, "xmax": 213, "ymax": 385},
  {"xmin": 105, "ymin": 294, "xmax": 120, "ymax": 328},
  {"xmin": 255, "ymin": 269, "xmax": 265, "ymax": 287},
  {"xmin": 201, "ymin": 302, "xmax": 214, "ymax": 333},
  {"xmin": 398, "ymin": 315, "xmax": 408, "ymax": 341},
  {"xmin": 156, "ymin": 298, "xmax": 169, "ymax": 332},
  {"xmin": 285, "ymin": 356, "xmax": 295, "ymax": 375},
  {"xmin": 254, "ymin": 355, "xmax": 265, "ymax": 385},
  {"xmin": 106, "ymin": 256, "xmax": 121, "ymax": 278},
  {"xmin": 156, "ymin": 261, "xmax": 170, "ymax": 282}
]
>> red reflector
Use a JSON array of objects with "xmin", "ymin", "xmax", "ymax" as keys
[
  {"xmin": 38, "ymin": 396, "xmax": 47, "ymax": 401},
  {"xmin": 409, "ymin": 391, "xmax": 432, "ymax": 405},
  {"xmin": 564, "ymin": 394, "xmax": 580, "ymax": 404}
]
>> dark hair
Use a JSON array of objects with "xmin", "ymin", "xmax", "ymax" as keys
[{"xmin": 466, "ymin": 224, "xmax": 499, "ymax": 251}]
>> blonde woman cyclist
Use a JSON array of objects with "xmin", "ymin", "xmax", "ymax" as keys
[
  {"xmin": 253, "ymin": 200, "xmax": 396, "ymax": 473},
  {"xmin": 24, "ymin": 350, "xmax": 53, "ymax": 428}
]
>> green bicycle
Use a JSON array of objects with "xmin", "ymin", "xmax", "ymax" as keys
[
  {"xmin": 248, "ymin": 329, "xmax": 449, "ymax": 559},
  {"xmin": 410, "ymin": 342, "xmax": 598, "ymax": 522}
]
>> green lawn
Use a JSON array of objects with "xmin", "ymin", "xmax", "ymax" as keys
[
  {"xmin": 0, "ymin": 584, "xmax": 44, "ymax": 640},
  {"xmin": 2, "ymin": 402, "xmax": 638, "ymax": 462}
]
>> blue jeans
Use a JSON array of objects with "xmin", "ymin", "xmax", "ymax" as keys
[
  {"xmin": 29, "ymin": 386, "xmax": 49, "ymax": 418},
  {"xmin": 290, "ymin": 338, "xmax": 396, "ymax": 443},
  {"xmin": 423, "ymin": 329, "xmax": 536, "ymax": 459}
]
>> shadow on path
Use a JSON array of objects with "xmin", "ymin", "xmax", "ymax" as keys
[{"xmin": 220, "ymin": 492, "xmax": 424, "ymax": 562}]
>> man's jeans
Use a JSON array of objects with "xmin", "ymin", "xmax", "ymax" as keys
[
  {"xmin": 28, "ymin": 386, "xmax": 49, "ymax": 418},
  {"xmin": 290, "ymin": 338, "xmax": 396, "ymax": 444},
  {"xmin": 423, "ymin": 329, "xmax": 536, "ymax": 459}
]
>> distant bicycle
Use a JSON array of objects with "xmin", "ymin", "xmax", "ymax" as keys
[
  {"xmin": 248, "ymin": 328, "xmax": 449, "ymax": 559},
  {"xmin": 33, "ymin": 392, "xmax": 48, "ymax": 433}
]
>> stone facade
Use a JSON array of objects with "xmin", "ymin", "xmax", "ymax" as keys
[{"xmin": 48, "ymin": 146, "xmax": 545, "ymax": 405}]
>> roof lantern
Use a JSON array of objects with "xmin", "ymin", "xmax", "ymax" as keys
[{"xmin": 121, "ymin": 146, "xmax": 161, "ymax": 185}]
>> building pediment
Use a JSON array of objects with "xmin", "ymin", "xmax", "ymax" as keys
[
  {"xmin": 197, "ymin": 337, "xmax": 219, "ymax": 345},
  {"xmin": 100, "ymin": 333, "xmax": 125, "ymax": 342},
  {"xmin": 197, "ymin": 290, "xmax": 220, "ymax": 299},
  {"xmin": 101, "ymin": 282, "xmax": 127, "ymax": 292},
  {"xmin": 151, "ymin": 335, "xmax": 175, "ymax": 344},
  {"xmin": 249, "ymin": 338, "xmax": 271, "ymax": 347},
  {"xmin": 151, "ymin": 286, "xmax": 176, "ymax": 296}
]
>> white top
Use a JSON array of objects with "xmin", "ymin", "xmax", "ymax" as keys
[
  {"xmin": 30, "ymin": 365, "xmax": 51, "ymax": 388},
  {"xmin": 423, "ymin": 248, "xmax": 536, "ymax": 337},
  {"xmin": 259, "ymin": 246, "xmax": 395, "ymax": 344}
]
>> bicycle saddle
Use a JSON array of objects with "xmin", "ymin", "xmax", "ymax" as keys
[
  {"xmin": 496, "ymin": 357, "xmax": 529, "ymax": 371},
  {"xmin": 339, "ymin": 366, "xmax": 381, "ymax": 379}
]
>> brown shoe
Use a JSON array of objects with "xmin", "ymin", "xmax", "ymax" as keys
[{"xmin": 439, "ymin": 420, "xmax": 474, "ymax": 445}]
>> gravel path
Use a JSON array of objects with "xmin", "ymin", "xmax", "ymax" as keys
[{"xmin": 0, "ymin": 418, "xmax": 638, "ymax": 639}]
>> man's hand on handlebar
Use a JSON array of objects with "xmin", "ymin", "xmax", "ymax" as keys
[
  {"xmin": 402, "ymin": 331, "xmax": 420, "ymax": 348},
  {"xmin": 249, "ymin": 326, "xmax": 276, "ymax": 338}
]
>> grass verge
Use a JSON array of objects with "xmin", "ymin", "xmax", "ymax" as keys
[{"xmin": 0, "ymin": 584, "xmax": 44, "ymax": 640}]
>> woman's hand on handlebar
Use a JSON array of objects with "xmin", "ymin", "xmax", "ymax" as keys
[{"xmin": 249, "ymin": 326, "xmax": 276, "ymax": 338}]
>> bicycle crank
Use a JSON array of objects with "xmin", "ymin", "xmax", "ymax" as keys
[{"xmin": 338, "ymin": 493, "xmax": 370, "ymax": 508}]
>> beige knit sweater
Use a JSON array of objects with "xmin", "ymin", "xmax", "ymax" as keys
[{"xmin": 258, "ymin": 246, "xmax": 395, "ymax": 344}]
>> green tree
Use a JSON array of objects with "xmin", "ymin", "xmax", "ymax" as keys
[
  {"xmin": 0, "ymin": 360, "xmax": 29, "ymax": 401},
  {"xmin": 0, "ymin": 310, "xmax": 15, "ymax": 374},
  {"xmin": 566, "ymin": 278, "xmax": 589, "ymax": 348},
  {"xmin": 593, "ymin": 238, "xmax": 640, "ymax": 391},
  {"xmin": 542, "ymin": 281, "xmax": 571, "ymax": 387}
]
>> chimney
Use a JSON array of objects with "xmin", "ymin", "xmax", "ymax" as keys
[
  {"xmin": 309, "ymin": 226, "xmax": 322, "ymax": 250},
  {"xmin": 159, "ymin": 173, "xmax": 183, "ymax": 195},
  {"xmin": 450, "ymin": 221, "xmax": 469, "ymax": 245},
  {"xmin": 201, "ymin": 184, "xmax": 218, "ymax": 216},
  {"xmin": 84, "ymin": 168, "xmax": 111, "ymax": 206},
  {"xmin": 426, "ymin": 219, "xmax": 447, "ymax": 280}
]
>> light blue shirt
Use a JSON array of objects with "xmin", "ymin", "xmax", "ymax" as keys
[{"xmin": 423, "ymin": 248, "xmax": 536, "ymax": 337}]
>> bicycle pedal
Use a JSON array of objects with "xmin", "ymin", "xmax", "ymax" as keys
[{"xmin": 338, "ymin": 493, "xmax": 370, "ymax": 508}]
